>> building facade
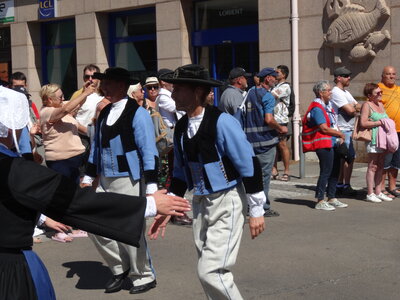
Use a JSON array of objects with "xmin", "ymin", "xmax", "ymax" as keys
[{"xmin": 0, "ymin": 0, "xmax": 399, "ymax": 160}]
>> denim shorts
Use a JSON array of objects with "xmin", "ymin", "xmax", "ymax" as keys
[
  {"xmin": 343, "ymin": 130, "xmax": 356, "ymax": 159},
  {"xmin": 384, "ymin": 133, "xmax": 400, "ymax": 169}
]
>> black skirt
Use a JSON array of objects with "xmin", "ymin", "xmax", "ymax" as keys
[{"xmin": 0, "ymin": 251, "xmax": 37, "ymax": 300}]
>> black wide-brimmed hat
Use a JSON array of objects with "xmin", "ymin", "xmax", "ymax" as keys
[
  {"xmin": 159, "ymin": 64, "xmax": 223, "ymax": 87},
  {"xmin": 93, "ymin": 67, "xmax": 139, "ymax": 85}
]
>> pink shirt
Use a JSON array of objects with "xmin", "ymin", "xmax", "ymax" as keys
[{"xmin": 40, "ymin": 106, "xmax": 85, "ymax": 161}]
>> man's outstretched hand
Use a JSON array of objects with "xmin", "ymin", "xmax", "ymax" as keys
[
  {"xmin": 153, "ymin": 189, "xmax": 191, "ymax": 216},
  {"xmin": 148, "ymin": 190, "xmax": 191, "ymax": 240}
]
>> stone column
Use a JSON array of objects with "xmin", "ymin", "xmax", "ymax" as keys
[
  {"xmin": 10, "ymin": 22, "xmax": 42, "ymax": 105},
  {"xmin": 75, "ymin": 12, "xmax": 109, "ymax": 86},
  {"xmin": 156, "ymin": 0, "xmax": 192, "ymax": 70}
]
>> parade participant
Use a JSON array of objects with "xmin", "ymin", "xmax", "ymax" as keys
[
  {"xmin": 150, "ymin": 64, "xmax": 265, "ymax": 300},
  {"xmin": 0, "ymin": 86, "xmax": 190, "ymax": 299},
  {"xmin": 83, "ymin": 67, "xmax": 159, "ymax": 294}
]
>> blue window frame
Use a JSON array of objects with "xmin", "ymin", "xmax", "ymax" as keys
[
  {"xmin": 109, "ymin": 7, "xmax": 157, "ymax": 80},
  {"xmin": 192, "ymin": 0, "xmax": 259, "ymax": 105},
  {"xmin": 41, "ymin": 19, "xmax": 77, "ymax": 99}
]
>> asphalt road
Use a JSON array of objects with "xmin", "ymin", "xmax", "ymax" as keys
[{"xmin": 34, "ymin": 162, "xmax": 400, "ymax": 300}]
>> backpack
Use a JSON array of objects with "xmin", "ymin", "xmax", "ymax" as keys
[
  {"xmin": 149, "ymin": 108, "xmax": 173, "ymax": 156},
  {"xmin": 281, "ymin": 82, "xmax": 295, "ymax": 118},
  {"xmin": 233, "ymin": 92, "xmax": 249, "ymax": 129}
]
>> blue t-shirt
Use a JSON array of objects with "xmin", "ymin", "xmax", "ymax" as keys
[
  {"xmin": 261, "ymin": 92, "xmax": 275, "ymax": 115},
  {"xmin": 309, "ymin": 107, "xmax": 337, "ymax": 145}
]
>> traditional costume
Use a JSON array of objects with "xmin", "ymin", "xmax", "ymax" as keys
[{"xmin": 0, "ymin": 86, "xmax": 150, "ymax": 299}]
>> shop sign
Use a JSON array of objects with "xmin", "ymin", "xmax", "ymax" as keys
[
  {"xmin": 218, "ymin": 8, "xmax": 244, "ymax": 17},
  {"xmin": 0, "ymin": 0, "xmax": 15, "ymax": 23},
  {"xmin": 38, "ymin": 0, "xmax": 57, "ymax": 19}
]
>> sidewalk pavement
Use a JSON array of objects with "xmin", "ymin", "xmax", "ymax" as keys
[{"xmin": 34, "ymin": 160, "xmax": 400, "ymax": 300}]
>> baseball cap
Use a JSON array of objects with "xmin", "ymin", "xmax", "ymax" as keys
[
  {"xmin": 333, "ymin": 66, "xmax": 352, "ymax": 77},
  {"xmin": 228, "ymin": 67, "xmax": 252, "ymax": 80},
  {"xmin": 257, "ymin": 67, "xmax": 278, "ymax": 78}
]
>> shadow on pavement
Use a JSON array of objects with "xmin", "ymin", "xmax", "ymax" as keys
[
  {"xmin": 274, "ymin": 198, "xmax": 315, "ymax": 208},
  {"xmin": 62, "ymin": 261, "xmax": 133, "ymax": 290}
]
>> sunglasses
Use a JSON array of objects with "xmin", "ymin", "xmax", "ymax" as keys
[
  {"xmin": 147, "ymin": 85, "xmax": 159, "ymax": 90},
  {"xmin": 84, "ymin": 74, "xmax": 94, "ymax": 80},
  {"xmin": 340, "ymin": 74, "xmax": 350, "ymax": 78},
  {"xmin": 375, "ymin": 91, "xmax": 383, "ymax": 95}
]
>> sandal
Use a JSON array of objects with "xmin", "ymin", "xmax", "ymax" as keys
[
  {"xmin": 280, "ymin": 174, "xmax": 290, "ymax": 182},
  {"xmin": 388, "ymin": 189, "xmax": 400, "ymax": 197},
  {"xmin": 382, "ymin": 191, "xmax": 395, "ymax": 199},
  {"xmin": 51, "ymin": 232, "xmax": 73, "ymax": 243},
  {"xmin": 33, "ymin": 237, "xmax": 42, "ymax": 244},
  {"xmin": 271, "ymin": 173, "xmax": 279, "ymax": 180},
  {"xmin": 68, "ymin": 230, "xmax": 88, "ymax": 238}
]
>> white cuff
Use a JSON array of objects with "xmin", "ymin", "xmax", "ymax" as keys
[
  {"xmin": 37, "ymin": 214, "xmax": 47, "ymax": 226},
  {"xmin": 146, "ymin": 182, "xmax": 158, "ymax": 195},
  {"xmin": 145, "ymin": 196, "xmax": 157, "ymax": 218},
  {"xmin": 81, "ymin": 175, "xmax": 94, "ymax": 185},
  {"xmin": 247, "ymin": 191, "xmax": 266, "ymax": 218}
]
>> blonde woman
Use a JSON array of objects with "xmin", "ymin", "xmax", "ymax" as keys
[
  {"xmin": 39, "ymin": 83, "xmax": 95, "ymax": 242},
  {"xmin": 39, "ymin": 82, "xmax": 95, "ymax": 182}
]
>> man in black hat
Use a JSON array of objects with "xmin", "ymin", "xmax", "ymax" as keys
[
  {"xmin": 331, "ymin": 66, "xmax": 361, "ymax": 197},
  {"xmin": 81, "ymin": 67, "xmax": 159, "ymax": 294},
  {"xmin": 218, "ymin": 67, "xmax": 251, "ymax": 115},
  {"xmin": 156, "ymin": 68, "xmax": 192, "ymax": 226},
  {"xmin": 151, "ymin": 64, "xmax": 265, "ymax": 300}
]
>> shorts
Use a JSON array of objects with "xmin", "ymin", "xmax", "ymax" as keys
[
  {"xmin": 384, "ymin": 133, "xmax": 400, "ymax": 169},
  {"xmin": 366, "ymin": 142, "xmax": 385, "ymax": 154},
  {"xmin": 343, "ymin": 131, "xmax": 356, "ymax": 159},
  {"xmin": 278, "ymin": 122, "xmax": 292, "ymax": 141}
]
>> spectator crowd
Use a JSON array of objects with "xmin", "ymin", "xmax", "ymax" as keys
[{"xmin": 1, "ymin": 62, "xmax": 400, "ymax": 299}]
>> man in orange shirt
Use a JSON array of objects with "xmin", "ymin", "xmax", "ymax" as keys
[{"xmin": 379, "ymin": 66, "xmax": 400, "ymax": 197}]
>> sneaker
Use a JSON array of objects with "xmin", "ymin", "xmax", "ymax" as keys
[
  {"xmin": 328, "ymin": 198, "xmax": 348, "ymax": 208},
  {"xmin": 366, "ymin": 193, "xmax": 382, "ymax": 203},
  {"xmin": 315, "ymin": 201, "xmax": 335, "ymax": 211},
  {"xmin": 263, "ymin": 209, "xmax": 280, "ymax": 217},
  {"xmin": 376, "ymin": 192, "xmax": 393, "ymax": 202},
  {"xmin": 341, "ymin": 185, "xmax": 357, "ymax": 196}
]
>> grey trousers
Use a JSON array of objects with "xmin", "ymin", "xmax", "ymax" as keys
[
  {"xmin": 89, "ymin": 176, "xmax": 155, "ymax": 286},
  {"xmin": 192, "ymin": 185, "xmax": 246, "ymax": 300}
]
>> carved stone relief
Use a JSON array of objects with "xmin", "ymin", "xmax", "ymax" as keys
[{"xmin": 324, "ymin": 0, "xmax": 391, "ymax": 63}]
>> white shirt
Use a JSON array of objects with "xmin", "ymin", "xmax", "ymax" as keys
[
  {"xmin": 272, "ymin": 82, "xmax": 291, "ymax": 124},
  {"xmin": 156, "ymin": 88, "xmax": 184, "ymax": 128},
  {"xmin": 187, "ymin": 107, "xmax": 265, "ymax": 218},
  {"xmin": 330, "ymin": 86, "xmax": 357, "ymax": 131},
  {"xmin": 76, "ymin": 93, "xmax": 103, "ymax": 128}
]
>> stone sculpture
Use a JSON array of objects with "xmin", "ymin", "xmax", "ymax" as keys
[{"xmin": 324, "ymin": 0, "xmax": 391, "ymax": 63}]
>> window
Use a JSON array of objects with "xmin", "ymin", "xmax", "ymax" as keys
[
  {"xmin": 109, "ymin": 7, "xmax": 157, "ymax": 79},
  {"xmin": 41, "ymin": 19, "xmax": 77, "ymax": 99},
  {"xmin": 194, "ymin": 0, "xmax": 258, "ymax": 31},
  {"xmin": 0, "ymin": 27, "xmax": 11, "ymax": 83}
]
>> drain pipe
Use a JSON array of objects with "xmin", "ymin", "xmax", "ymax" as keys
[{"xmin": 291, "ymin": 0, "xmax": 301, "ymax": 162}]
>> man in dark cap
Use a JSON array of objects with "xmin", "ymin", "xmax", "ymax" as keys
[
  {"xmin": 81, "ymin": 67, "xmax": 160, "ymax": 294},
  {"xmin": 218, "ymin": 67, "xmax": 251, "ymax": 115},
  {"xmin": 330, "ymin": 66, "xmax": 360, "ymax": 198},
  {"xmin": 151, "ymin": 64, "xmax": 265, "ymax": 300}
]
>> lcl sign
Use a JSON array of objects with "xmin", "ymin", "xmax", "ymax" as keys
[{"xmin": 38, "ymin": 0, "xmax": 56, "ymax": 19}]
